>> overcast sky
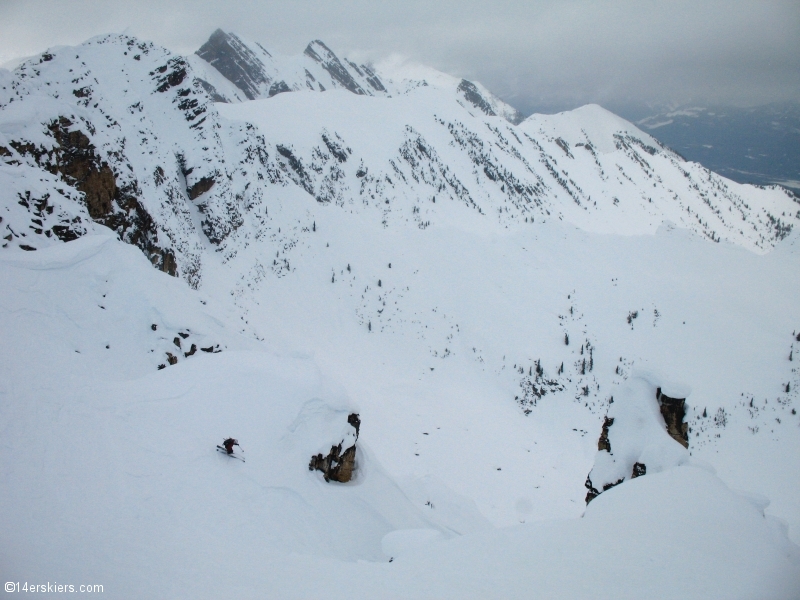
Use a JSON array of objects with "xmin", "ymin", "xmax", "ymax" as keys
[{"xmin": 1, "ymin": 0, "xmax": 798, "ymax": 116}]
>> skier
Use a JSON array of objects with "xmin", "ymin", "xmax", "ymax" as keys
[{"xmin": 222, "ymin": 438, "xmax": 240, "ymax": 455}]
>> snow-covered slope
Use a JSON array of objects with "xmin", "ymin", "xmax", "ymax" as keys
[
  {"xmin": 1, "ymin": 33, "xmax": 799, "ymax": 597},
  {"xmin": 215, "ymin": 90, "xmax": 797, "ymax": 253},
  {"xmin": 2, "ymin": 226, "xmax": 798, "ymax": 598}
]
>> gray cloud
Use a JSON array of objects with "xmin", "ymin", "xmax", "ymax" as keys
[{"xmin": 1, "ymin": 0, "xmax": 798, "ymax": 115}]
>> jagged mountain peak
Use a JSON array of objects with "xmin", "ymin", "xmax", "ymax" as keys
[
  {"xmin": 193, "ymin": 30, "xmax": 521, "ymax": 125},
  {"xmin": 194, "ymin": 29, "xmax": 389, "ymax": 102},
  {"xmin": 304, "ymin": 39, "xmax": 335, "ymax": 59},
  {"xmin": 196, "ymin": 29, "xmax": 270, "ymax": 100},
  {"xmin": 303, "ymin": 39, "xmax": 368, "ymax": 96},
  {"xmin": 456, "ymin": 78, "xmax": 523, "ymax": 125}
]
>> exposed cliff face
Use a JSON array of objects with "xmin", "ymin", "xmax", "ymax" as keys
[
  {"xmin": 196, "ymin": 29, "xmax": 270, "ymax": 101},
  {"xmin": 309, "ymin": 443, "xmax": 357, "ymax": 483},
  {"xmin": 456, "ymin": 79, "xmax": 523, "ymax": 125},
  {"xmin": 7, "ymin": 116, "xmax": 176, "ymax": 275},
  {"xmin": 304, "ymin": 40, "xmax": 368, "ymax": 96},
  {"xmin": 657, "ymin": 387, "xmax": 689, "ymax": 448},
  {"xmin": 598, "ymin": 416, "xmax": 613, "ymax": 452},
  {"xmin": 46, "ymin": 117, "xmax": 116, "ymax": 219}
]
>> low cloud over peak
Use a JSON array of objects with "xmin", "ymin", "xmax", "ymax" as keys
[{"xmin": 1, "ymin": 0, "xmax": 798, "ymax": 115}]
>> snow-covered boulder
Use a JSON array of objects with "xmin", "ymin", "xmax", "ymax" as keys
[
  {"xmin": 288, "ymin": 399, "xmax": 366, "ymax": 485},
  {"xmin": 309, "ymin": 411, "xmax": 361, "ymax": 482}
]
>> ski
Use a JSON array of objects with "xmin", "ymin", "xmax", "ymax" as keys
[{"xmin": 216, "ymin": 446, "xmax": 245, "ymax": 462}]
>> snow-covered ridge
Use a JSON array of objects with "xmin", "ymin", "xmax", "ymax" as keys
[
  {"xmin": 369, "ymin": 53, "xmax": 525, "ymax": 125},
  {"xmin": 192, "ymin": 28, "xmax": 524, "ymax": 126},
  {"xmin": 1, "ymin": 33, "xmax": 796, "ymax": 292}
]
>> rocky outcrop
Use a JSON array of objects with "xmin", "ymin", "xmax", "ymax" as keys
[
  {"xmin": 46, "ymin": 117, "xmax": 116, "ymax": 219},
  {"xmin": 268, "ymin": 81, "xmax": 291, "ymax": 97},
  {"xmin": 597, "ymin": 416, "xmax": 613, "ymax": 452},
  {"xmin": 358, "ymin": 64, "xmax": 387, "ymax": 93},
  {"xmin": 187, "ymin": 176, "xmax": 215, "ymax": 200},
  {"xmin": 456, "ymin": 79, "xmax": 524, "ymax": 125},
  {"xmin": 196, "ymin": 29, "xmax": 270, "ymax": 100},
  {"xmin": 309, "ymin": 413, "xmax": 361, "ymax": 483},
  {"xmin": 9, "ymin": 117, "xmax": 177, "ymax": 276},
  {"xmin": 195, "ymin": 79, "xmax": 229, "ymax": 103},
  {"xmin": 9, "ymin": 118, "xmax": 115, "ymax": 220},
  {"xmin": 585, "ymin": 475, "xmax": 623, "ymax": 504},
  {"xmin": 657, "ymin": 387, "xmax": 689, "ymax": 448},
  {"xmin": 586, "ymin": 460, "xmax": 645, "ymax": 502},
  {"xmin": 583, "ymin": 376, "xmax": 690, "ymax": 504},
  {"xmin": 457, "ymin": 79, "xmax": 496, "ymax": 118},
  {"xmin": 585, "ymin": 416, "xmax": 620, "ymax": 503},
  {"xmin": 304, "ymin": 41, "xmax": 366, "ymax": 96}
]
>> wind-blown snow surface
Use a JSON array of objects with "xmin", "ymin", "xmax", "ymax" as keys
[{"xmin": 1, "ymin": 34, "xmax": 800, "ymax": 598}]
